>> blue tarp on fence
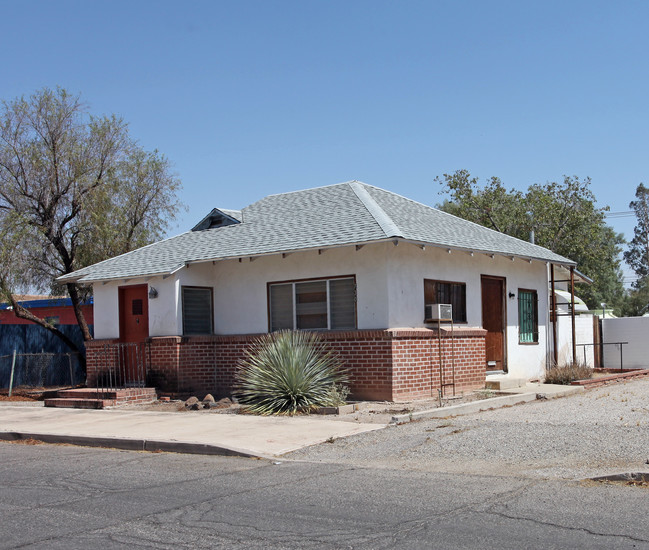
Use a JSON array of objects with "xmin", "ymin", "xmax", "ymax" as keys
[
  {"xmin": 0, "ymin": 324, "xmax": 92, "ymax": 356},
  {"xmin": 0, "ymin": 352, "xmax": 85, "ymax": 388}
]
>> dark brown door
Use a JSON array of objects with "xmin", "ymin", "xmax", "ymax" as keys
[
  {"xmin": 481, "ymin": 276, "xmax": 506, "ymax": 372},
  {"xmin": 118, "ymin": 285, "xmax": 149, "ymax": 384}
]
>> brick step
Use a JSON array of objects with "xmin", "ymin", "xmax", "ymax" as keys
[
  {"xmin": 44, "ymin": 387, "xmax": 158, "ymax": 409},
  {"xmin": 44, "ymin": 398, "xmax": 114, "ymax": 409},
  {"xmin": 57, "ymin": 388, "xmax": 158, "ymax": 401},
  {"xmin": 57, "ymin": 389, "xmax": 119, "ymax": 400}
]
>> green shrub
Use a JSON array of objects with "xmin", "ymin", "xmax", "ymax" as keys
[
  {"xmin": 544, "ymin": 361, "xmax": 593, "ymax": 385},
  {"xmin": 234, "ymin": 330, "xmax": 349, "ymax": 415}
]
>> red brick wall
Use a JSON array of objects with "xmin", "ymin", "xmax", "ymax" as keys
[
  {"xmin": 388, "ymin": 328, "xmax": 486, "ymax": 401},
  {"xmin": 86, "ymin": 328, "xmax": 487, "ymax": 401}
]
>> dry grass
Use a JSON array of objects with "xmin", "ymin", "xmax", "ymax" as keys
[{"xmin": 545, "ymin": 362, "xmax": 593, "ymax": 385}]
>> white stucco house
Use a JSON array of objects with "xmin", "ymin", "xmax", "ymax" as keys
[{"xmin": 58, "ymin": 181, "xmax": 581, "ymax": 400}]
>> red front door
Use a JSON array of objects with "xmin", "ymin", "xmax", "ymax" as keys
[
  {"xmin": 118, "ymin": 285, "xmax": 149, "ymax": 384},
  {"xmin": 481, "ymin": 276, "xmax": 507, "ymax": 372},
  {"xmin": 119, "ymin": 285, "xmax": 149, "ymax": 343}
]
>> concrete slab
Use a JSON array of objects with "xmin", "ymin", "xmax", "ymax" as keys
[
  {"xmin": 390, "ymin": 383, "xmax": 584, "ymax": 424},
  {"xmin": 485, "ymin": 377, "xmax": 527, "ymax": 390},
  {"xmin": 0, "ymin": 405, "xmax": 384, "ymax": 457}
]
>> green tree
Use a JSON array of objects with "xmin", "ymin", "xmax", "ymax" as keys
[
  {"xmin": 624, "ymin": 183, "xmax": 649, "ymax": 285},
  {"xmin": 0, "ymin": 87, "xmax": 183, "ymax": 353},
  {"xmin": 436, "ymin": 170, "xmax": 625, "ymax": 311},
  {"xmin": 620, "ymin": 278, "xmax": 649, "ymax": 317}
]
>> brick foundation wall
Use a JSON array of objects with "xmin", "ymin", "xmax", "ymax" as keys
[
  {"xmin": 388, "ymin": 328, "xmax": 487, "ymax": 401},
  {"xmin": 86, "ymin": 328, "xmax": 487, "ymax": 401}
]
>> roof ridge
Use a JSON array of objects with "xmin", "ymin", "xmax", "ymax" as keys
[
  {"xmin": 259, "ymin": 180, "xmax": 361, "ymax": 200},
  {"xmin": 349, "ymin": 182, "xmax": 402, "ymax": 238},
  {"xmin": 363, "ymin": 184, "xmax": 572, "ymax": 258}
]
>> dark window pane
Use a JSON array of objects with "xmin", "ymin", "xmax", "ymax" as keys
[
  {"xmin": 270, "ymin": 284, "xmax": 294, "ymax": 331},
  {"xmin": 132, "ymin": 299, "xmax": 143, "ymax": 316},
  {"xmin": 182, "ymin": 287, "xmax": 213, "ymax": 335},
  {"xmin": 424, "ymin": 279, "xmax": 466, "ymax": 323},
  {"xmin": 330, "ymin": 278, "xmax": 356, "ymax": 329}
]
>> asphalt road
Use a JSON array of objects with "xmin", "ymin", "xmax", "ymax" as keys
[{"xmin": 2, "ymin": 441, "xmax": 649, "ymax": 549}]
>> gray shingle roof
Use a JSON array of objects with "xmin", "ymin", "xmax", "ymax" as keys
[{"xmin": 58, "ymin": 181, "xmax": 575, "ymax": 283}]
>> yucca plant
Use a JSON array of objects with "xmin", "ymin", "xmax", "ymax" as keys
[{"xmin": 234, "ymin": 330, "xmax": 349, "ymax": 415}]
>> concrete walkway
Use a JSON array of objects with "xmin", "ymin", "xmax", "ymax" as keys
[
  {"xmin": 0, "ymin": 405, "xmax": 383, "ymax": 458},
  {"xmin": 0, "ymin": 382, "xmax": 583, "ymax": 458}
]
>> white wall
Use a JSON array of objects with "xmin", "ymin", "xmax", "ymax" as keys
[
  {"xmin": 554, "ymin": 315, "xmax": 596, "ymax": 367},
  {"xmin": 210, "ymin": 244, "xmax": 391, "ymax": 334},
  {"xmin": 91, "ymin": 241, "xmax": 562, "ymax": 381},
  {"xmin": 385, "ymin": 244, "xmax": 550, "ymax": 379},
  {"xmin": 92, "ymin": 276, "xmax": 179, "ymax": 339},
  {"xmin": 602, "ymin": 317, "xmax": 649, "ymax": 369}
]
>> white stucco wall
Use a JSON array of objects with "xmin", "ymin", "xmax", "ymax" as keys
[
  {"xmin": 91, "ymin": 240, "xmax": 556, "ymax": 379},
  {"xmin": 384, "ymin": 244, "xmax": 550, "ymax": 379},
  {"xmin": 602, "ymin": 317, "xmax": 649, "ymax": 369},
  {"xmin": 92, "ymin": 276, "xmax": 179, "ymax": 339},
  {"xmin": 209, "ymin": 244, "xmax": 391, "ymax": 334}
]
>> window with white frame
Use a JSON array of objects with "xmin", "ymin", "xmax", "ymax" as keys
[{"xmin": 269, "ymin": 276, "xmax": 356, "ymax": 331}]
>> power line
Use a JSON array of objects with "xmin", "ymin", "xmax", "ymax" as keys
[{"xmin": 605, "ymin": 211, "xmax": 635, "ymax": 218}]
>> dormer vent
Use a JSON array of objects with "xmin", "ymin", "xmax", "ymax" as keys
[{"xmin": 192, "ymin": 208, "xmax": 242, "ymax": 231}]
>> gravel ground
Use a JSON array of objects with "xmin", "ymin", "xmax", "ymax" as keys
[{"xmin": 285, "ymin": 378, "xmax": 649, "ymax": 481}]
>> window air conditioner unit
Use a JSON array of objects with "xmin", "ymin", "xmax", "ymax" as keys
[{"xmin": 425, "ymin": 303, "xmax": 453, "ymax": 321}]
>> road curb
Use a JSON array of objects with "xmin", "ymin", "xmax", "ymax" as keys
[
  {"xmin": 390, "ymin": 386, "xmax": 584, "ymax": 424},
  {"xmin": 0, "ymin": 431, "xmax": 270, "ymax": 459}
]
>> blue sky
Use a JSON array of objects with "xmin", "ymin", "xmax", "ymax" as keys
[{"xmin": 3, "ymin": 0, "xmax": 647, "ymax": 284}]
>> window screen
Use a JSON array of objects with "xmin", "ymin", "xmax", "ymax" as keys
[
  {"xmin": 329, "ymin": 278, "xmax": 356, "ymax": 329},
  {"xmin": 270, "ymin": 283, "xmax": 294, "ymax": 331},
  {"xmin": 182, "ymin": 287, "xmax": 213, "ymax": 335}
]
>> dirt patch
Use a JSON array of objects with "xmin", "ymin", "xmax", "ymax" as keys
[
  {"xmin": 0, "ymin": 388, "xmax": 42, "ymax": 401},
  {"xmin": 122, "ymin": 398, "xmax": 244, "ymax": 414},
  {"xmin": 2, "ymin": 438, "xmax": 44, "ymax": 445},
  {"xmin": 590, "ymin": 472, "xmax": 649, "ymax": 487},
  {"xmin": 118, "ymin": 390, "xmax": 507, "ymax": 423}
]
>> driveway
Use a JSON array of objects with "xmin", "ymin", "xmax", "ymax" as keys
[{"xmin": 286, "ymin": 378, "xmax": 649, "ymax": 481}]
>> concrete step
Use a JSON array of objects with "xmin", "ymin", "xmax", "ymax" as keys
[
  {"xmin": 485, "ymin": 377, "xmax": 527, "ymax": 390},
  {"xmin": 44, "ymin": 398, "xmax": 114, "ymax": 409}
]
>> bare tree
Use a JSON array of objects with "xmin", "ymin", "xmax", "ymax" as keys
[{"xmin": 0, "ymin": 87, "xmax": 183, "ymax": 353}]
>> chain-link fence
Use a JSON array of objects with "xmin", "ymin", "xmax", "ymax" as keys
[{"xmin": 0, "ymin": 352, "xmax": 84, "ymax": 389}]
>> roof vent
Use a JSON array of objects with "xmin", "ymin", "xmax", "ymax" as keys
[{"xmin": 192, "ymin": 208, "xmax": 242, "ymax": 231}]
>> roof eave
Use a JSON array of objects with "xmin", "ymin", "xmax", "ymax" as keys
[{"xmin": 63, "ymin": 236, "xmax": 577, "ymax": 285}]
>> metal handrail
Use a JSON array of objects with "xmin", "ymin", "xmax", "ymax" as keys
[
  {"xmin": 97, "ymin": 342, "xmax": 147, "ymax": 392},
  {"xmin": 576, "ymin": 341, "xmax": 628, "ymax": 370}
]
